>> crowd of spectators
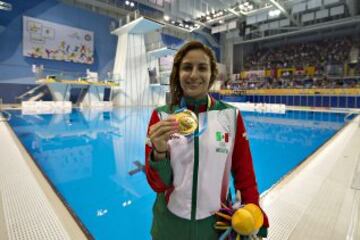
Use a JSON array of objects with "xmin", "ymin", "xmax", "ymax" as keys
[
  {"xmin": 229, "ymin": 37, "xmax": 360, "ymax": 90},
  {"xmin": 244, "ymin": 37, "xmax": 356, "ymax": 70},
  {"xmin": 225, "ymin": 75, "xmax": 360, "ymax": 90}
]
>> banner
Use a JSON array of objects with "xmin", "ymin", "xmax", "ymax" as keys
[
  {"xmin": 23, "ymin": 16, "xmax": 94, "ymax": 64},
  {"xmin": 240, "ymin": 70, "xmax": 265, "ymax": 80}
]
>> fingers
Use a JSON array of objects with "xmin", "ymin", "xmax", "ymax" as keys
[
  {"xmin": 150, "ymin": 124, "xmax": 177, "ymax": 139},
  {"xmin": 149, "ymin": 117, "xmax": 177, "ymax": 136},
  {"xmin": 149, "ymin": 117, "xmax": 179, "ymax": 151}
]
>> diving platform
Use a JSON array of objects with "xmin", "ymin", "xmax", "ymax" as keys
[
  {"xmin": 111, "ymin": 16, "xmax": 163, "ymax": 35},
  {"xmin": 36, "ymin": 78, "xmax": 118, "ymax": 104},
  {"xmin": 147, "ymin": 47, "xmax": 177, "ymax": 58}
]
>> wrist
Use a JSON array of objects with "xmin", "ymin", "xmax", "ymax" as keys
[
  {"xmin": 153, "ymin": 146, "xmax": 167, "ymax": 154},
  {"xmin": 152, "ymin": 148, "xmax": 168, "ymax": 160},
  {"xmin": 154, "ymin": 148, "xmax": 167, "ymax": 154}
]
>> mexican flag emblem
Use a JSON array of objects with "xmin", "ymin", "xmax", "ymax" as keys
[{"xmin": 216, "ymin": 131, "xmax": 229, "ymax": 143}]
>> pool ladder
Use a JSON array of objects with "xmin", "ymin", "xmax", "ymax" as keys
[
  {"xmin": 0, "ymin": 98, "xmax": 11, "ymax": 122},
  {"xmin": 0, "ymin": 111, "xmax": 11, "ymax": 122},
  {"xmin": 344, "ymin": 111, "xmax": 360, "ymax": 123}
]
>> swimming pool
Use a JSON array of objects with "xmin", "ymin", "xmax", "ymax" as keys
[{"xmin": 7, "ymin": 107, "xmax": 351, "ymax": 239}]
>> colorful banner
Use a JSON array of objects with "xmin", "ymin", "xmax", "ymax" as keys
[
  {"xmin": 240, "ymin": 70, "xmax": 265, "ymax": 80},
  {"xmin": 23, "ymin": 16, "xmax": 94, "ymax": 64},
  {"xmin": 219, "ymin": 88, "xmax": 360, "ymax": 96},
  {"xmin": 277, "ymin": 67, "xmax": 296, "ymax": 77}
]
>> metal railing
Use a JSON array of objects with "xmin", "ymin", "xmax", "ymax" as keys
[
  {"xmin": 344, "ymin": 111, "xmax": 359, "ymax": 122},
  {"xmin": 15, "ymin": 84, "xmax": 47, "ymax": 102},
  {"xmin": 0, "ymin": 98, "xmax": 11, "ymax": 122}
]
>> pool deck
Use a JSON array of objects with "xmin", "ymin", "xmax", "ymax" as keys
[
  {"xmin": 0, "ymin": 109, "xmax": 359, "ymax": 239},
  {"xmin": 261, "ymin": 114, "xmax": 360, "ymax": 239},
  {"xmin": 0, "ymin": 115, "xmax": 87, "ymax": 240}
]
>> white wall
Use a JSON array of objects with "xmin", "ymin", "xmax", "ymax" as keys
[{"xmin": 112, "ymin": 33, "xmax": 166, "ymax": 106}]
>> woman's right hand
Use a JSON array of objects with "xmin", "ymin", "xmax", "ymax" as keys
[{"xmin": 148, "ymin": 116, "xmax": 178, "ymax": 159}]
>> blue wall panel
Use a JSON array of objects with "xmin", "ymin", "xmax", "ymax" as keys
[
  {"xmin": 330, "ymin": 96, "xmax": 338, "ymax": 107},
  {"xmin": 219, "ymin": 94, "xmax": 359, "ymax": 109},
  {"xmin": 0, "ymin": 0, "xmax": 117, "ymax": 85},
  {"xmin": 322, "ymin": 96, "xmax": 330, "ymax": 107},
  {"xmin": 315, "ymin": 96, "xmax": 321, "ymax": 107},
  {"xmin": 308, "ymin": 96, "xmax": 314, "ymax": 107},
  {"xmin": 221, "ymin": 95, "xmax": 247, "ymax": 102},
  {"xmin": 348, "ymin": 97, "xmax": 355, "ymax": 108},
  {"xmin": 299, "ymin": 96, "xmax": 305, "ymax": 106},
  {"xmin": 338, "ymin": 96, "xmax": 346, "ymax": 108}
]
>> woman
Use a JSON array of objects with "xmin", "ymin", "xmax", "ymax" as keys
[{"xmin": 145, "ymin": 41, "xmax": 269, "ymax": 239}]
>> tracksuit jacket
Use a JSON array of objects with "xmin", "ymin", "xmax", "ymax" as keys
[{"xmin": 145, "ymin": 96, "xmax": 269, "ymax": 240}]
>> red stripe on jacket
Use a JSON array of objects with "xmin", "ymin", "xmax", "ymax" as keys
[
  {"xmin": 231, "ymin": 112, "xmax": 269, "ymax": 228},
  {"xmin": 145, "ymin": 110, "xmax": 172, "ymax": 193}
]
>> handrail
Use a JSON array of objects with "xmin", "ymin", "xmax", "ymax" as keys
[
  {"xmin": 16, "ymin": 84, "xmax": 46, "ymax": 100},
  {"xmin": 345, "ymin": 111, "xmax": 360, "ymax": 122},
  {"xmin": 0, "ymin": 111, "xmax": 11, "ymax": 122}
]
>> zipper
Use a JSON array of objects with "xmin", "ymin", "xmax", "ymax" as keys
[{"xmin": 190, "ymin": 105, "xmax": 200, "ymax": 239}]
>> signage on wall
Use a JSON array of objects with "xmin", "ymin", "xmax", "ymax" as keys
[{"xmin": 23, "ymin": 16, "xmax": 94, "ymax": 64}]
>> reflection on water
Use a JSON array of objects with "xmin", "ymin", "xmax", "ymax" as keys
[
  {"xmin": 8, "ymin": 108, "xmax": 350, "ymax": 239},
  {"xmin": 9, "ymin": 107, "xmax": 154, "ymax": 240},
  {"xmin": 241, "ymin": 110, "xmax": 348, "ymax": 193}
]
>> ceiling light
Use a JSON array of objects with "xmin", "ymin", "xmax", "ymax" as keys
[
  {"xmin": 130, "ymin": 2, "xmax": 134, "ymax": 7},
  {"xmin": 269, "ymin": 9, "xmax": 281, "ymax": 17},
  {"xmin": 0, "ymin": 1, "xmax": 11, "ymax": 11},
  {"xmin": 163, "ymin": 15, "xmax": 170, "ymax": 21},
  {"xmin": 125, "ymin": 1, "xmax": 130, "ymax": 5}
]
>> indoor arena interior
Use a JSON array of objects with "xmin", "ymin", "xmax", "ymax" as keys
[{"xmin": 0, "ymin": 0, "xmax": 360, "ymax": 239}]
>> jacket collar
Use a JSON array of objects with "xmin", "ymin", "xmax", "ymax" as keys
[{"xmin": 180, "ymin": 95, "xmax": 215, "ymax": 112}]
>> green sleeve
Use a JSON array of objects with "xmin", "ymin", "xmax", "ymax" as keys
[
  {"xmin": 149, "ymin": 151, "xmax": 173, "ymax": 186},
  {"xmin": 257, "ymin": 226, "xmax": 268, "ymax": 238}
]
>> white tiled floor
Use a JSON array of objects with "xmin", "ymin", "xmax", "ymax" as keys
[
  {"xmin": 0, "ymin": 112, "xmax": 359, "ymax": 239},
  {"xmin": 0, "ymin": 120, "xmax": 87, "ymax": 240},
  {"xmin": 261, "ymin": 115, "xmax": 360, "ymax": 240}
]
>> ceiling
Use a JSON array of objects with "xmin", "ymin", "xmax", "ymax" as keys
[{"xmin": 59, "ymin": 0, "xmax": 360, "ymax": 42}]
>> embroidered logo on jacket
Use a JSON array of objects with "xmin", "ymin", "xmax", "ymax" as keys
[
  {"xmin": 216, "ymin": 131, "xmax": 229, "ymax": 143},
  {"xmin": 216, "ymin": 131, "xmax": 229, "ymax": 154}
]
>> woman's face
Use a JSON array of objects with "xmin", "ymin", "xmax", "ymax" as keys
[{"xmin": 179, "ymin": 49, "xmax": 212, "ymax": 99}]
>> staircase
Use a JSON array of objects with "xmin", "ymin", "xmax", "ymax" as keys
[{"xmin": 16, "ymin": 84, "xmax": 50, "ymax": 102}]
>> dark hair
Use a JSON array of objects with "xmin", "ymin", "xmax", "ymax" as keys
[{"xmin": 169, "ymin": 40, "xmax": 218, "ymax": 108}]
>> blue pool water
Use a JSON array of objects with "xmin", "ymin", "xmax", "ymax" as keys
[{"xmin": 7, "ymin": 108, "xmax": 351, "ymax": 239}]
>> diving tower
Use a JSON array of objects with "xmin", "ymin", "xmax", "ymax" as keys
[{"xmin": 111, "ymin": 16, "xmax": 166, "ymax": 106}]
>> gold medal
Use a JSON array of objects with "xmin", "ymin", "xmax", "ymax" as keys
[{"xmin": 174, "ymin": 109, "xmax": 198, "ymax": 135}]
